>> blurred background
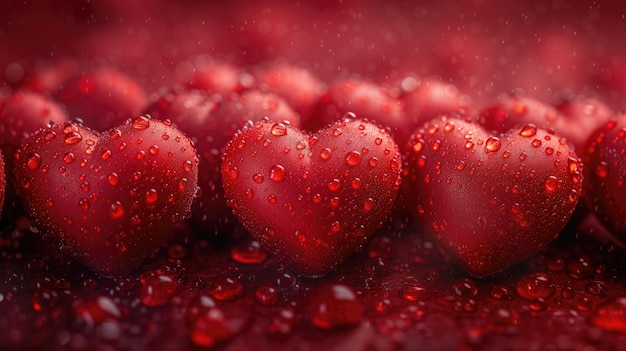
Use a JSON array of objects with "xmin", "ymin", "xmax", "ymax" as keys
[{"xmin": 0, "ymin": 0, "xmax": 625, "ymax": 108}]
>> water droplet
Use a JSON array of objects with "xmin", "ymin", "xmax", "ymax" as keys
[
  {"xmin": 149, "ymin": 145, "xmax": 159, "ymax": 155},
  {"xmin": 210, "ymin": 275, "xmax": 243, "ymax": 301},
  {"xmin": 400, "ymin": 285, "xmax": 430, "ymax": 301},
  {"xmin": 73, "ymin": 296, "xmax": 122, "ymax": 325},
  {"xmin": 230, "ymin": 239, "xmax": 268, "ymax": 264},
  {"xmin": 26, "ymin": 153, "xmax": 41, "ymax": 170},
  {"xmin": 519, "ymin": 124, "xmax": 537, "ymax": 137},
  {"xmin": 532, "ymin": 139, "xmax": 542, "ymax": 148},
  {"xmin": 132, "ymin": 116, "xmax": 151, "ymax": 130},
  {"xmin": 78, "ymin": 198, "xmax": 90, "ymax": 211},
  {"xmin": 183, "ymin": 160, "xmax": 193, "ymax": 172},
  {"xmin": 369, "ymin": 157, "xmax": 379, "ymax": 168},
  {"xmin": 332, "ymin": 128, "xmax": 342, "ymax": 136},
  {"xmin": 109, "ymin": 129, "xmax": 122, "ymax": 140},
  {"xmin": 43, "ymin": 130, "xmax": 57, "ymax": 141},
  {"xmin": 101, "ymin": 149, "xmax": 112, "ymax": 160},
  {"xmin": 63, "ymin": 152, "xmax": 75, "ymax": 164},
  {"xmin": 363, "ymin": 198, "xmax": 374, "ymax": 211},
  {"xmin": 140, "ymin": 274, "xmax": 179, "ymax": 306},
  {"xmin": 328, "ymin": 179, "xmax": 341, "ymax": 191},
  {"xmin": 595, "ymin": 161, "xmax": 609, "ymax": 178},
  {"xmin": 270, "ymin": 122, "xmax": 288, "ymax": 136},
  {"xmin": 516, "ymin": 273, "xmax": 555, "ymax": 300},
  {"xmin": 568, "ymin": 256, "xmax": 595, "ymax": 279},
  {"xmin": 375, "ymin": 137, "xmax": 383, "ymax": 145},
  {"xmin": 269, "ymin": 165, "xmax": 286, "ymax": 182},
  {"xmin": 255, "ymin": 285, "xmax": 279, "ymax": 306},
  {"xmin": 253, "ymin": 173, "xmax": 264, "ymax": 184},
  {"xmin": 145, "ymin": 189, "xmax": 158, "ymax": 204},
  {"xmin": 64, "ymin": 131, "xmax": 82, "ymax": 145},
  {"xmin": 586, "ymin": 281, "xmax": 609, "ymax": 297},
  {"xmin": 453, "ymin": 278, "xmax": 478, "ymax": 297},
  {"xmin": 110, "ymin": 201, "xmax": 124, "ymax": 219},
  {"xmin": 485, "ymin": 137, "xmax": 501, "ymax": 152},
  {"xmin": 320, "ymin": 148, "xmax": 332, "ymax": 160},
  {"xmin": 544, "ymin": 176, "xmax": 558, "ymax": 194},
  {"xmin": 108, "ymin": 172, "xmax": 119, "ymax": 186},
  {"xmin": 345, "ymin": 151, "xmax": 362, "ymax": 166},
  {"xmin": 308, "ymin": 284, "xmax": 362, "ymax": 330}
]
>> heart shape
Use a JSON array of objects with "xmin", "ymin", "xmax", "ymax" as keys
[
  {"xmin": 405, "ymin": 116, "xmax": 582, "ymax": 277},
  {"xmin": 14, "ymin": 116, "xmax": 199, "ymax": 276},
  {"xmin": 221, "ymin": 118, "xmax": 402, "ymax": 277}
]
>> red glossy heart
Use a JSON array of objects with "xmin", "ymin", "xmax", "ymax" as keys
[
  {"xmin": 14, "ymin": 116, "xmax": 199, "ymax": 276},
  {"xmin": 406, "ymin": 116, "xmax": 582, "ymax": 276},
  {"xmin": 583, "ymin": 116, "xmax": 626, "ymax": 241},
  {"xmin": 221, "ymin": 118, "xmax": 402, "ymax": 277}
]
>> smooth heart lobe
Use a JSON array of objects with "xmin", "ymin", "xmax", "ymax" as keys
[
  {"xmin": 221, "ymin": 118, "xmax": 402, "ymax": 277},
  {"xmin": 14, "ymin": 116, "xmax": 199, "ymax": 276},
  {"xmin": 406, "ymin": 116, "xmax": 582, "ymax": 277}
]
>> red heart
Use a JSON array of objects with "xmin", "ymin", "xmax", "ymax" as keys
[
  {"xmin": 14, "ymin": 116, "xmax": 199, "ymax": 276},
  {"xmin": 405, "ymin": 116, "xmax": 582, "ymax": 277},
  {"xmin": 221, "ymin": 118, "xmax": 402, "ymax": 277},
  {"xmin": 583, "ymin": 117, "xmax": 626, "ymax": 240}
]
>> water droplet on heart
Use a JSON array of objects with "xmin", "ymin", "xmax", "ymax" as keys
[
  {"xmin": 140, "ymin": 274, "xmax": 179, "ymax": 306},
  {"xmin": 375, "ymin": 137, "xmax": 383, "ymax": 145},
  {"xmin": 108, "ymin": 172, "xmax": 119, "ymax": 186},
  {"xmin": 26, "ymin": 153, "xmax": 41, "ymax": 170},
  {"xmin": 64, "ymin": 131, "xmax": 82, "ymax": 145},
  {"xmin": 149, "ymin": 145, "xmax": 159, "ymax": 155},
  {"xmin": 101, "ymin": 149, "xmax": 112, "ymax": 160},
  {"xmin": 179, "ymin": 178, "xmax": 188, "ymax": 191},
  {"xmin": 465, "ymin": 141, "xmax": 474, "ymax": 149},
  {"xmin": 490, "ymin": 286, "xmax": 514, "ymax": 300},
  {"xmin": 270, "ymin": 165, "xmax": 286, "ymax": 182},
  {"xmin": 328, "ymin": 179, "xmax": 341, "ymax": 191},
  {"xmin": 369, "ymin": 157, "xmax": 379, "ymax": 167},
  {"xmin": 270, "ymin": 122, "xmax": 287, "ymax": 136},
  {"xmin": 333, "ymin": 128, "xmax": 343, "ymax": 136},
  {"xmin": 453, "ymin": 278, "xmax": 478, "ymax": 297},
  {"xmin": 516, "ymin": 273, "xmax": 555, "ymax": 300},
  {"xmin": 351, "ymin": 178, "xmax": 361, "ymax": 189},
  {"xmin": 210, "ymin": 275, "xmax": 243, "ymax": 301},
  {"xmin": 256, "ymin": 285, "xmax": 279, "ymax": 306},
  {"xmin": 41, "ymin": 129, "xmax": 57, "ymax": 141},
  {"xmin": 228, "ymin": 167, "xmax": 239, "ymax": 180},
  {"xmin": 320, "ymin": 148, "xmax": 332, "ymax": 160},
  {"xmin": 230, "ymin": 239, "xmax": 268, "ymax": 264},
  {"xmin": 136, "ymin": 150, "xmax": 145, "ymax": 160},
  {"xmin": 591, "ymin": 297, "xmax": 626, "ymax": 332},
  {"xmin": 595, "ymin": 161, "xmax": 609, "ymax": 178},
  {"xmin": 400, "ymin": 285, "xmax": 430, "ymax": 301},
  {"xmin": 586, "ymin": 281, "xmax": 609, "ymax": 297},
  {"xmin": 544, "ymin": 176, "xmax": 558, "ymax": 193},
  {"xmin": 109, "ymin": 128, "xmax": 121, "ymax": 140},
  {"xmin": 253, "ymin": 173, "xmax": 264, "ymax": 183},
  {"xmin": 532, "ymin": 139, "xmax": 542, "ymax": 147},
  {"xmin": 80, "ymin": 181, "xmax": 90, "ymax": 192},
  {"xmin": 132, "ymin": 116, "xmax": 151, "ymax": 130},
  {"xmin": 568, "ymin": 256, "xmax": 595, "ymax": 279},
  {"xmin": 244, "ymin": 189, "xmax": 254, "ymax": 199},
  {"xmin": 183, "ymin": 160, "xmax": 193, "ymax": 172},
  {"xmin": 519, "ymin": 124, "xmax": 537, "ymax": 137},
  {"xmin": 308, "ymin": 284, "xmax": 362, "ymax": 330},
  {"xmin": 456, "ymin": 161, "xmax": 466, "ymax": 171},
  {"xmin": 363, "ymin": 198, "xmax": 374, "ymax": 211},
  {"xmin": 73, "ymin": 296, "xmax": 122, "ymax": 325},
  {"xmin": 345, "ymin": 151, "xmax": 361, "ymax": 166},
  {"xmin": 110, "ymin": 201, "xmax": 125, "ymax": 219},
  {"xmin": 63, "ymin": 152, "xmax": 75, "ymax": 164},
  {"xmin": 45, "ymin": 198, "xmax": 54, "ymax": 207},
  {"xmin": 78, "ymin": 198, "xmax": 90, "ymax": 211},
  {"xmin": 545, "ymin": 147, "xmax": 554, "ymax": 155},
  {"xmin": 268, "ymin": 195, "xmax": 277, "ymax": 204},
  {"xmin": 485, "ymin": 137, "xmax": 501, "ymax": 152},
  {"xmin": 145, "ymin": 189, "xmax": 158, "ymax": 204}
]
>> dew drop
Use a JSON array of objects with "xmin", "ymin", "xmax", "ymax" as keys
[
  {"xmin": 110, "ymin": 201, "xmax": 125, "ymax": 219},
  {"xmin": 399, "ymin": 285, "xmax": 430, "ymax": 301},
  {"xmin": 256, "ymin": 285, "xmax": 279, "ymax": 306},
  {"xmin": 63, "ymin": 152, "xmax": 75, "ymax": 164},
  {"xmin": 64, "ymin": 131, "xmax": 82, "ymax": 145},
  {"xmin": 253, "ymin": 173, "xmax": 264, "ymax": 184},
  {"xmin": 132, "ymin": 116, "xmax": 151, "ymax": 130},
  {"xmin": 183, "ymin": 160, "xmax": 193, "ymax": 172},
  {"xmin": 544, "ymin": 176, "xmax": 558, "ymax": 194},
  {"xmin": 230, "ymin": 239, "xmax": 268, "ymax": 264},
  {"xmin": 595, "ymin": 161, "xmax": 609, "ymax": 178},
  {"xmin": 519, "ymin": 124, "xmax": 537, "ymax": 137},
  {"xmin": 516, "ymin": 273, "xmax": 555, "ymax": 300},
  {"xmin": 269, "ymin": 165, "xmax": 286, "ymax": 182},
  {"xmin": 345, "ymin": 151, "xmax": 362, "ymax": 166},
  {"xmin": 26, "ymin": 153, "xmax": 41, "ymax": 170},
  {"xmin": 363, "ymin": 198, "xmax": 374, "ymax": 212},
  {"xmin": 108, "ymin": 172, "xmax": 119, "ymax": 186},
  {"xmin": 270, "ymin": 122, "xmax": 288, "ymax": 136},
  {"xmin": 210, "ymin": 275, "xmax": 243, "ymax": 301},
  {"xmin": 368, "ymin": 157, "xmax": 379, "ymax": 168},
  {"xmin": 140, "ymin": 274, "xmax": 179, "ymax": 306},
  {"xmin": 308, "ymin": 284, "xmax": 362, "ymax": 330},
  {"xmin": 101, "ymin": 149, "xmax": 112, "ymax": 160},
  {"xmin": 485, "ymin": 137, "xmax": 501, "ymax": 152},
  {"xmin": 149, "ymin": 145, "xmax": 159, "ymax": 155},
  {"xmin": 320, "ymin": 148, "xmax": 332, "ymax": 160},
  {"xmin": 145, "ymin": 189, "xmax": 158, "ymax": 204},
  {"xmin": 328, "ymin": 179, "xmax": 341, "ymax": 191}
]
